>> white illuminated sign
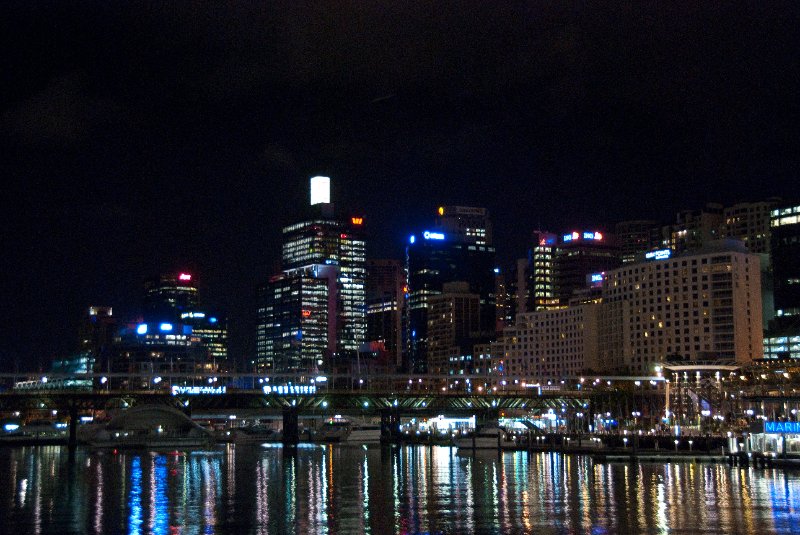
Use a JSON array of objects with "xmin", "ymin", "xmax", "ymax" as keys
[
  {"xmin": 310, "ymin": 176, "xmax": 331, "ymax": 205},
  {"xmin": 263, "ymin": 384, "xmax": 317, "ymax": 395},
  {"xmin": 171, "ymin": 385, "xmax": 227, "ymax": 395}
]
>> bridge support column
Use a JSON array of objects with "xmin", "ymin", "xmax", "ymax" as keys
[
  {"xmin": 380, "ymin": 409, "xmax": 401, "ymax": 444},
  {"xmin": 282, "ymin": 407, "xmax": 299, "ymax": 447}
]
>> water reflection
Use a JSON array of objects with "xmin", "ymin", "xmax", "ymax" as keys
[{"xmin": 0, "ymin": 445, "xmax": 798, "ymax": 534}]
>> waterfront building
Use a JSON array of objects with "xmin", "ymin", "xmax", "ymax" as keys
[
  {"xmin": 256, "ymin": 269, "xmax": 330, "ymax": 373},
  {"xmin": 599, "ymin": 240, "xmax": 763, "ymax": 374},
  {"xmin": 503, "ymin": 304, "xmax": 600, "ymax": 382}
]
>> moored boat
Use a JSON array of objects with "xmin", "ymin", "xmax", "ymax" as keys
[{"xmin": 87, "ymin": 404, "xmax": 214, "ymax": 449}]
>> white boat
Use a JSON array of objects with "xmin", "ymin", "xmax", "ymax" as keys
[
  {"xmin": 454, "ymin": 425, "xmax": 506, "ymax": 450},
  {"xmin": 229, "ymin": 424, "xmax": 282, "ymax": 444},
  {"xmin": 315, "ymin": 417, "xmax": 382, "ymax": 444},
  {"xmin": 87, "ymin": 405, "xmax": 214, "ymax": 449}
]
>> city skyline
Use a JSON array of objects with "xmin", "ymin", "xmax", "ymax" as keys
[{"xmin": 2, "ymin": 3, "xmax": 799, "ymax": 369}]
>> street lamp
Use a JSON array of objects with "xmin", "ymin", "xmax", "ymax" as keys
[{"xmin": 674, "ymin": 439, "xmax": 679, "ymax": 452}]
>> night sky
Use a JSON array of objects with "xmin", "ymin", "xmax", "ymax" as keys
[{"xmin": 2, "ymin": 2, "xmax": 799, "ymax": 371}]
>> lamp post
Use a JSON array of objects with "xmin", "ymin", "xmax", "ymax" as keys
[{"xmin": 674, "ymin": 439, "xmax": 679, "ymax": 452}]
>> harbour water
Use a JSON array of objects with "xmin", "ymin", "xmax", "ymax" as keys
[{"xmin": 0, "ymin": 444, "xmax": 798, "ymax": 534}]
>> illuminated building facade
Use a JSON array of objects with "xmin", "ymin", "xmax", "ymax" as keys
[
  {"xmin": 406, "ymin": 217, "xmax": 496, "ymax": 373},
  {"xmin": 599, "ymin": 241, "xmax": 763, "ymax": 374},
  {"xmin": 503, "ymin": 304, "xmax": 600, "ymax": 381},
  {"xmin": 528, "ymin": 230, "xmax": 559, "ymax": 311},
  {"xmin": 256, "ymin": 270, "xmax": 329, "ymax": 372},
  {"xmin": 426, "ymin": 282, "xmax": 481, "ymax": 375},
  {"xmin": 256, "ymin": 177, "xmax": 366, "ymax": 373},
  {"xmin": 764, "ymin": 202, "xmax": 800, "ymax": 359},
  {"xmin": 180, "ymin": 311, "xmax": 228, "ymax": 366}
]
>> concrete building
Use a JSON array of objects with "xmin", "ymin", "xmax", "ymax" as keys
[
  {"xmin": 426, "ymin": 282, "xmax": 481, "ymax": 375},
  {"xmin": 502, "ymin": 304, "xmax": 600, "ymax": 382},
  {"xmin": 599, "ymin": 241, "xmax": 763, "ymax": 374}
]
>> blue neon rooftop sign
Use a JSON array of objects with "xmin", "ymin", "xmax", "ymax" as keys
[
  {"xmin": 645, "ymin": 249, "xmax": 672, "ymax": 261},
  {"xmin": 423, "ymin": 230, "xmax": 445, "ymax": 240}
]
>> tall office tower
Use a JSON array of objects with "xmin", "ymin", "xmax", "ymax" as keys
[
  {"xmin": 664, "ymin": 203, "xmax": 724, "ymax": 253},
  {"xmin": 426, "ymin": 282, "xmax": 481, "ymax": 375},
  {"xmin": 722, "ymin": 200, "xmax": 780, "ymax": 255},
  {"xmin": 614, "ymin": 220, "xmax": 658, "ymax": 264},
  {"xmin": 528, "ymin": 230, "xmax": 559, "ymax": 311},
  {"xmin": 365, "ymin": 259, "xmax": 405, "ymax": 371},
  {"xmin": 764, "ymin": 202, "xmax": 800, "ymax": 359},
  {"xmin": 553, "ymin": 230, "xmax": 620, "ymax": 305},
  {"xmin": 256, "ymin": 270, "xmax": 330, "ymax": 372},
  {"xmin": 256, "ymin": 177, "xmax": 367, "ymax": 372},
  {"xmin": 598, "ymin": 241, "xmax": 763, "ymax": 374},
  {"xmin": 180, "ymin": 311, "xmax": 229, "ymax": 368},
  {"xmin": 143, "ymin": 272, "xmax": 199, "ymax": 322},
  {"xmin": 434, "ymin": 205, "xmax": 492, "ymax": 245},
  {"xmin": 78, "ymin": 306, "xmax": 117, "ymax": 359},
  {"xmin": 406, "ymin": 213, "xmax": 496, "ymax": 373}
]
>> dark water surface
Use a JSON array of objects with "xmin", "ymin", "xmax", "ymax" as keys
[{"xmin": 0, "ymin": 444, "xmax": 798, "ymax": 534}]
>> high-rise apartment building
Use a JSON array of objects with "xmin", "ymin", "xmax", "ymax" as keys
[
  {"xmin": 503, "ymin": 304, "xmax": 600, "ymax": 381},
  {"xmin": 722, "ymin": 200, "xmax": 779, "ymax": 255}
]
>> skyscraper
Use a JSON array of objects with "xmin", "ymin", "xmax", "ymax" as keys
[
  {"xmin": 365, "ymin": 259, "xmax": 405, "ymax": 371},
  {"xmin": 553, "ymin": 230, "xmax": 620, "ymax": 305},
  {"xmin": 142, "ymin": 272, "xmax": 199, "ymax": 323},
  {"xmin": 255, "ymin": 177, "xmax": 367, "ymax": 373},
  {"xmin": 406, "ymin": 208, "xmax": 496, "ymax": 373}
]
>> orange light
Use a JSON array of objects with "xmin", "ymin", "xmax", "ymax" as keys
[
  {"xmin": 301, "ymin": 309, "xmax": 312, "ymax": 318},
  {"xmin": 437, "ymin": 206, "xmax": 444, "ymax": 216},
  {"xmin": 351, "ymin": 217, "xmax": 363, "ymax": 225}
]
